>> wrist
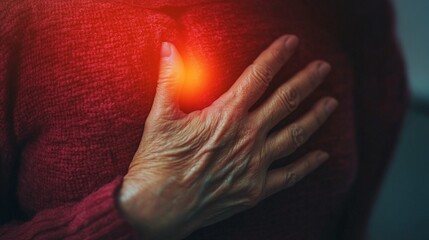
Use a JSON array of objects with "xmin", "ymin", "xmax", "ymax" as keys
[
  {"xmin": 117, "ymin": 175, "xmax": 196, "ymax": 240},
  {"xmin": 117, "ymin": 177, "xmax": 152, "ymax": 239},
  {"xmin": 117, "ymin": 176, "xmax": 171, "ymax": 240}
]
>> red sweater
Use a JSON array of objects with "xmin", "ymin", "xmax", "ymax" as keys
[{"xmin": 0, "ymin": 0, "xmax": 409, "ymax": 239}]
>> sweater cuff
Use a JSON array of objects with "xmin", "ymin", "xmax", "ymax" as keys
[{"xmin": 68, "ymin": 176, "xmax": 139, "ymax": 239}]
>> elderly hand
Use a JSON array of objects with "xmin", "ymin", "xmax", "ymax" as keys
[{"xmin": 118, "ymin": 35, "xmax": 338, "ymax": 240}]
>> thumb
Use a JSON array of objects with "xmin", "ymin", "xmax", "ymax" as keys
[{"xmin": 152, "ymin": 42, "xmax": 185, "ymax": 118}]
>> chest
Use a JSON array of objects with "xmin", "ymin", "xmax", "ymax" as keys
[{"xmin": 14, "ymin": 0, "xmax": 357, "ymax": 212}]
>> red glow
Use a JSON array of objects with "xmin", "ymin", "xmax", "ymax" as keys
[{"xmin": 180, "ymin": 58, "xmax": 209, "ymax": 112}]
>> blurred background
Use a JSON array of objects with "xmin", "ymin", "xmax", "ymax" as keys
[{"xmin": 368, "ymin": 0, "xmax": 429, "ymax": 239}]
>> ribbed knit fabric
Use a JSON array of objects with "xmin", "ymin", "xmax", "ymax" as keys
[
  {"xmin": 0, "ymin": 0, "xmax": 409, "ymax": 239},
  {"xmin": 0, "ymin": 177, "xmax": 137, "ymax": 239}
]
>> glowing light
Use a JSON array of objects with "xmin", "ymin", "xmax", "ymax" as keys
[
  {"xmin": 183, "ymin": 60, "xmax": 205, "ymax": 95},
  {"xmin": 180, "ymin": 58, "xmax": 208, "ymax": 111}
]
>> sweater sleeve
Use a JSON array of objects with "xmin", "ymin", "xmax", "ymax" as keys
[
  {"xmin": 0, "ymin": 2, "xmax": 137, "ymax": 239},
  {"xmin": 0, "ymin": 177, "xmax": 138, "ymax": 240},
  {"xmin": 338, "ymin": 1, "xmax": 410, "ymax": 239}
]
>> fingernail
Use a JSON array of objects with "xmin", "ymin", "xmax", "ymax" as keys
[
  {"xmin": 285, "ymin": 36, "xmax": 298, "ymax": 50},
  {"xmin": 324, "ymin": 98, "xmax": 338, "ymax": 114},
  {"xmin": 318, "ymin": 152, "xmax": 329, "ymax": 162},
  {"xmin": 317, "ymin": 62, "xmax": 331, "ymax": 76},
  {"xmin": 161, "ymin": 42, "xmax": 171, "ymax": 58}
]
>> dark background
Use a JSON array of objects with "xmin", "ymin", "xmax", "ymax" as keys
[{"xmin": 368, "ymin": 0, "xmax": 429, "ymax": 239}]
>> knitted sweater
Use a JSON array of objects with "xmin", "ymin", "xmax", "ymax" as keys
[{"xmin": 0, "ymin": 0, "xmax": 409, "ymax": 239}]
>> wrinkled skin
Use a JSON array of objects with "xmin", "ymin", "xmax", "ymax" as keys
[{"xmin": 118, "ymin": 35, "xmax": 338, "ymax": 240}]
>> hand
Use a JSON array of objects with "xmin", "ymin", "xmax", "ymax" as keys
[{"xmin": 118, "ymin": 35, "xmax": 338, "ymax": 240}]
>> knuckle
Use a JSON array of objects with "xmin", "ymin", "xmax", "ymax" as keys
[
  {"xmin": 277, "ymin": 86, "xmax": 299, "ymax": 112},
  {"xmin": 283, "ymin": 171, "xmax": 298, "ymax": 188},
  {"xmin": 289, "ymin": 124, "xmax": 306, "ymax": 149},
  {"xmin": 249, "ymin": 63, "xmax": 273, "ymax": 87}
]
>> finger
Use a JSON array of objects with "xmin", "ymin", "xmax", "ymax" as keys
[
  {"xmin": 251, "ymin": 60, "xmax": 331, "ymax": 133},
  {"xmin": 263, "ymin": 151, "xmax": 329, "ymax": 198},
  {"xmin": 262, "ymin": 97, "xmax": 338, "ymax": 161},
  {"xmin": 151, "ymin": 42, "xmax": 185, "ymax": 118},
  {"xmin": 214, "ymin": 35, "xmax": 299, "ymax": 111}
]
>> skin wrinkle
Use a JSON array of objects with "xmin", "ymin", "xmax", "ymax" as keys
[
  {"xmin": 199, "ymin": 154, "xmax": 252, "ymax": 212},
  {"xmin": 0, "ymin": 0, "xmax": 404, "ymax": 238},
  {"xmin": 291, "ymin": 124, "xmax": 305, "ymax": 148},
  {"xmin": 205, "ymin": 112, "xmax": 239, "ymax": 149},
  {"xmin": 248, "ymin": 63, "xmax": 273, "ymax": 89},
  {"xmin": 181, "ymin": 150, "xmax": 210, "ymax": 185},
  {"xmin": 201, "ymin": 116, "xmax": 243, "ymax": 175},
  {"xmin": 118, "ymin": 36, "xmax": 337, "ymax": 238},
  {"xmin": 283, "ymin": 86, "xmax": 299, "ymax": 112},
  {"xmin": 195, "ymin": 115, "xmax": 236, "ymax": 176},
  {"xmin": 284, "ymin": 171, "xmax": 297, "ymax": 188},
  {"xmin": 200, "ymin": 172, "xmax": 233, "ymax": 208}
]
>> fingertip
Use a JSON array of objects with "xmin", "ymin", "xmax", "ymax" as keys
[
  {"xmin": 284, "ymin": 35, "xmax": 299, "ymax": 50},
  {"xmin": 159, "ymin": 42, "xmax": 174, "ymax": 77},
  {"xmin": 169, "ymin": 43, "xmax": 184, "ymax": 72},
  {"xmin": 281, "ymin": 34, "xmax": 299, "ymax": 42},
  {"xmin": 154, "ymin": 42, "xmax": 185, "ymax": 114},
  {"xmin": 289, "ymin": 35, "xmax": 299, "ymax": 42},
  {"xmin": 316, "ymin": 61, "xmax": 331, "ymax": 76},
  {"xmin": 324, "ymin": 97, "xmax": 338, "ymax": 114},
  {"xmin": 159, "ymin": 41, "xmax": 184, "ymax": 79},
  {"xmin": 161, "ymin": 42, "xmax": 172, "ymax": 58},
  {"xmin": 316, "ymin": 151, "xmax": 330, "ymax": 163},
  {"xmin": 160, "ymin": 42, "xmax": 182, "ymax": 62}
]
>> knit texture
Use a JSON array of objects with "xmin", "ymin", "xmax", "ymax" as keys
[{"xmin": 0, "ymin": 0, "xmax": 409, "ymax": 239}]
